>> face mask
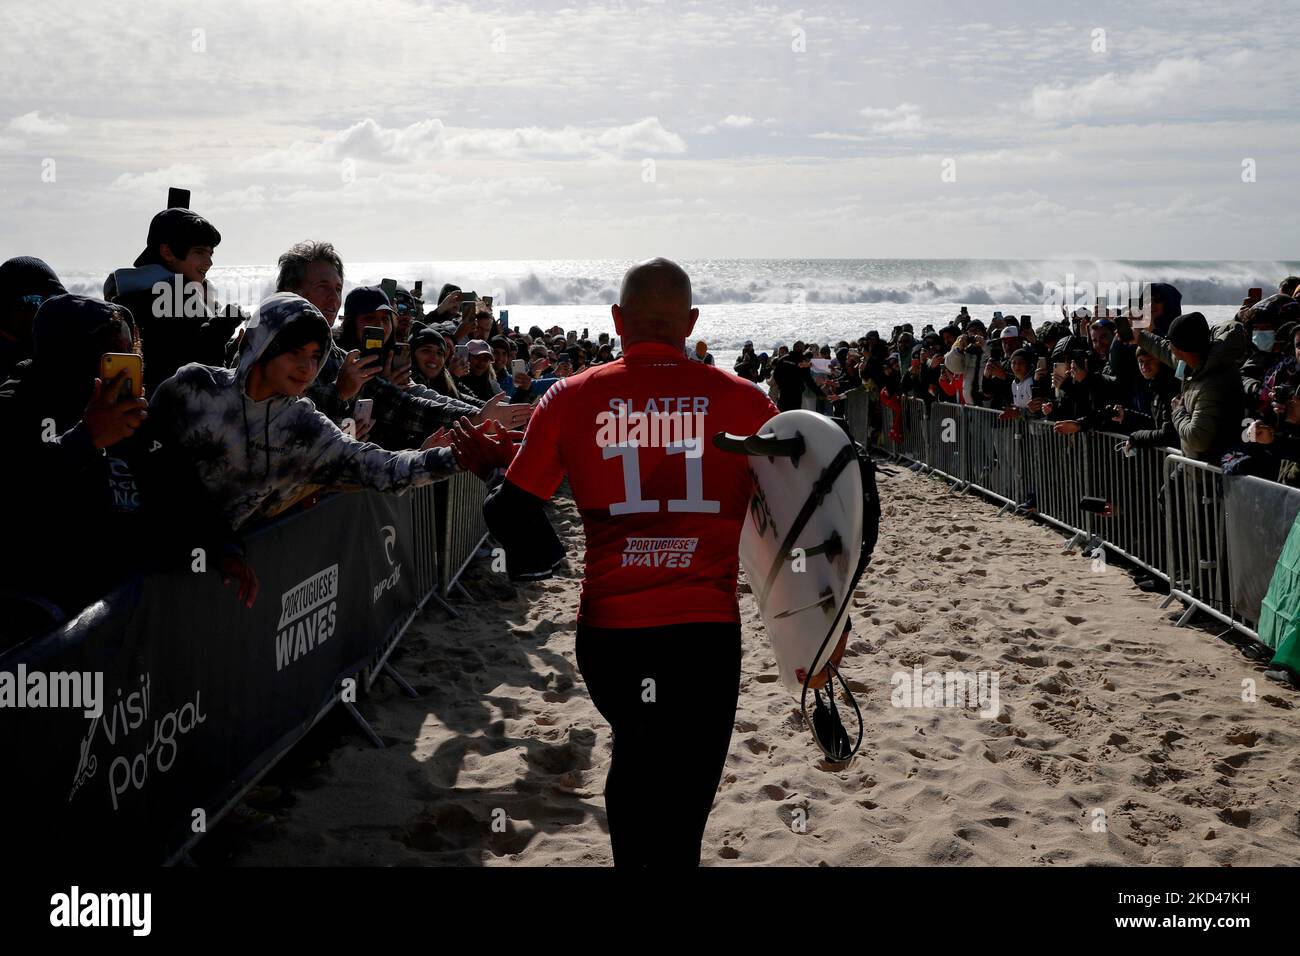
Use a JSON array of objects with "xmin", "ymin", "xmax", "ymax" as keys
[
  {"xmin": 1175, "ymin": 359, "xmax": 1189, "ymax": 381},
  {"xmin": 1253, "ymin": 330, "xmax": 1276, "ymax": 351}
]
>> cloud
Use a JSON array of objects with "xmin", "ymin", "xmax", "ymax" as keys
[
  {"xmin": 1025, "ymin": 58, "xmax": 1206, "ymax": 121},
  {"xmin": 721, "ymin": 115, "xmax": 756, "ymax": 128},
  {"xmin": 246, "ymin": 116, "xmax": 686, "ymax": 172},
  {"xmin": 8, "ymin": 111, "xmax": 67, "ymax": 135},
  {"xmin": 107, "ymin": 164, "xmax": 208, "ymax": 196},
  {"xmin": 859, "ymin": 103, "xmax": 926, "ymax": 136}
]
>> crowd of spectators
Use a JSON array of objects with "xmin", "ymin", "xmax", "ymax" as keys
[
  {"xmin": 746, "ymin": 279, "xmax": 1300, "ymax": 487},
  {"xmin": 3, "ymin": 197, "xmax": 1298, "ymax": 665}
]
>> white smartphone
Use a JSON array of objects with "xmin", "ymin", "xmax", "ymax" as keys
[
  {"xmin": 353, "ymin": 398, "xmax": 374, "ymax": 426},
  {"xmin": 511, "ymin": 359, "xmax": 526, "ymax": 375}
]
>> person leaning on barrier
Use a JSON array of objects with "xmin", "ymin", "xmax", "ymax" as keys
[
  {"xmin": 0, "ymin": 295, "xmax": 253, "ymax": 646},
  {"xmin": 1108, "ymin": 349, "xmax": 1179, "ymax": 454},
  {"xmin": 147, "ymin": 293, "xmax": 497, "ymax": 539},
  {"xmin": 1117, "ymin": 310, "xmax": 1245, "ymax": 464},
  {"xmin": 1044, "ymin": 347, "xmax": 1113, "ymax": 435}
]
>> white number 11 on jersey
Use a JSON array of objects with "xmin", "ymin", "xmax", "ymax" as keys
[{"xmin": 604, "ymin": 438, "xmax": 721, "ymax": 515}]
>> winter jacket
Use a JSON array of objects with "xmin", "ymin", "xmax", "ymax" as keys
[
  {"xmin": 1138, "ymin": 320, "xmax": 1245, "ymax": 463},
  {"xmin": 148, "ymin": 293, "xmax": 462, "ymax": 531}
]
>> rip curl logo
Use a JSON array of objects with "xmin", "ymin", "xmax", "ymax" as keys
[
  {"xmin": 621, "ymin": 536, "xmax": 698, "ymax": 568},
  {"xmin": 372, "ymin": 525, "xmax": 402, "ymax": 604}
]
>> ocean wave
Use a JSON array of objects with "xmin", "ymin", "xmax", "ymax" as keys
[{"xmin": 57, "ymin": 259, "xmax": 1299, "ymax": 309}]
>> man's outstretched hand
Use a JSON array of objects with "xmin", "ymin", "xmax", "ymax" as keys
[{"xmin": 448, "ymin": 417, "xmax": 523, "ymax": 479}]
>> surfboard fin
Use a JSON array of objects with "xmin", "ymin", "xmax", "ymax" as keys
[{"xmin": 712, "ymin": 430, "xmax": 805, "ymax": 467}]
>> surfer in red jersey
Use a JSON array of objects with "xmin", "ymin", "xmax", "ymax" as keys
[{"xmin": 465, "ymin": 257, "xmax": 777, "ymax": 866}]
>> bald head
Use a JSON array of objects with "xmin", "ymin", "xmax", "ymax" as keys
[{"xmin": 613, "ymin": 257, "xmax": 698, "ymax": 346}]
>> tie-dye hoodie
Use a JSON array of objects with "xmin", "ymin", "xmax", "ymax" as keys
[{"xmin": 149, "ymin": 293, "xmax": 460, "ymax": 530}]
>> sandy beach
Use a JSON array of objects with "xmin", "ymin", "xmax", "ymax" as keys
[{"xmin": 230, "ymin": 467, "xmax": 1300, "ymax": 867}]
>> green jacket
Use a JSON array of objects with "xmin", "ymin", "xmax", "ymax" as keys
[{"xmin": 1138, "ymin": 321, "xmax": 1245, "ymax": 463}]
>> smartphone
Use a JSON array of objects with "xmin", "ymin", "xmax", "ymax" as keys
[
  {"xmin": 567, "ymin": 330, "xmax": 577, "ymax": 344},
  {"xmin": 413, "ymin": 281, "xmax": 423, "ymax": 298},
  {"xmin": 353, "ymin": 398, "xmax": 374, "ymax": 426},
  {"xmin": 460, "ymin": 300, "xmax": 477, "ymax": 319},
  {"xmin": 1021, "ymin": 315, "xmax": 1033, "ymax": 330},
  {"xmin": 512, "ymin": 359, "xmax": 526, "ymax": 375},
  {"xmin": 498, "ymin": 308, "xmax": 509, "ymax": 332},
  {"xmin": 1036, "ymin": 356, "xmax": 1048, "ymax": 373},
  {"xmin": 482, "ymin": 295, "xmax": 493, "ymax": 309},
  {"xmin": 461, "ymin": 291, "xmax": 477, "ymax": 304},
  {"xmin": 582, "ymin": 327, "xmax": 589, "ymax": 339},
  {"xmin": 380, "ymin": 278, "xmax": 398, "ymax": 301},
  {"xmin": 167, "ymin": 187, "xmax": 190, "ymax": 209},
  {"xmin": 1248, "ymin": 287, "xmax": 1263, "ymax": 304},
  {"xmin": 392, "ymin": 341, "xmax": 410, "ymax": 361},
  {"xmin": 99, "ymin": 353, "xmax": 144, "ymax": 402},
  {"xmin": 362, "ymin": 326, "xmax": 386, "ymax": 361}
]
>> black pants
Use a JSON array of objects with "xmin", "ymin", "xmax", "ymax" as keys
[{"xmin": 575, "ymin": 621, "xmax": 743, "ymax": 867}]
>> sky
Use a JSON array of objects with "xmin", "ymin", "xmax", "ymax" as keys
[{"xmin": 0, "ymin": 0, "xmax": 1297, "ymax": 270}]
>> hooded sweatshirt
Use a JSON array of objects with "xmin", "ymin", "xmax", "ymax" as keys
[{"xmin": 148, "ymin": 293, "xmax": 462, "ymax": 531}]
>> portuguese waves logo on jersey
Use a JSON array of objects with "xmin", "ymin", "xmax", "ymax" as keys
[{"xmin": 622, "ymin": 537, "xmax": 698, "ymax": 568}]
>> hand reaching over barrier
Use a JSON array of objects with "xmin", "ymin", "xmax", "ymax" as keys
[
  {"xmin": 451, "ymin": 418, "xmax": 522, "ymax": 480},
  {"xmin": 473, "ymin": 392, "xmax": 532, "ymax": 430}
]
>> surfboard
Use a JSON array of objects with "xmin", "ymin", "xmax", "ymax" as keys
[{"xmin": 715, "ymin": 409, "xmax": 875, "ymax": 760}]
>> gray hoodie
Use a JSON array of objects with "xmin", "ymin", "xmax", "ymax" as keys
[{"xmin": 149, "ymin": 292, "xmax": 460, "ymax": 530}]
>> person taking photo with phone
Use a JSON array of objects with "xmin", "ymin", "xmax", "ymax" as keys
[{"xmin": 0, "ymin": 295, "xmax": 251, "ymax": 647}]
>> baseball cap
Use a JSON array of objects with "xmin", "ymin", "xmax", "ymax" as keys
[
  {"xmin": 344, "ymin": 285, "xmax": 396, "ymax": 319},
  {"xmin": 466, "ymin": 339, "xmax": 491, "ymax": 356},
  {"xmin": 1000, "ymin": 326, "xmax": 1021, "ymax": 339}
]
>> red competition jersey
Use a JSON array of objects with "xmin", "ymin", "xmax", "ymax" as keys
[{"xmin": 506, "ymin": 341, "xmax": 778, "ymax": 628}]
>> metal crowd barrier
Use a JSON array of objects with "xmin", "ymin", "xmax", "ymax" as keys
[
  {"xmin": 438, "ymin": 469, "xmax": 492, "ymax": 597},
  {"xmin": 1161, "ymin": 455, "xmax": 1248, "ymax": 633},
  {"xmin": 842, "ymin": 389, "xmax": 873, "ymax": 449},
  {"xmin": 853, "ymin": 392, "xmax": 1257, "ymax": 639}
]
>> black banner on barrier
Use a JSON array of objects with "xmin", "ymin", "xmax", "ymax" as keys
[{"xmin": 0, "ymin": 490, "xmax": 419, "ymax": 865}]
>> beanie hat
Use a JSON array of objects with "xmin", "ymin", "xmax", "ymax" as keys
[{"xmin": 1167, "ymin": 311, "xmax": 1210, "ymax": 355}]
